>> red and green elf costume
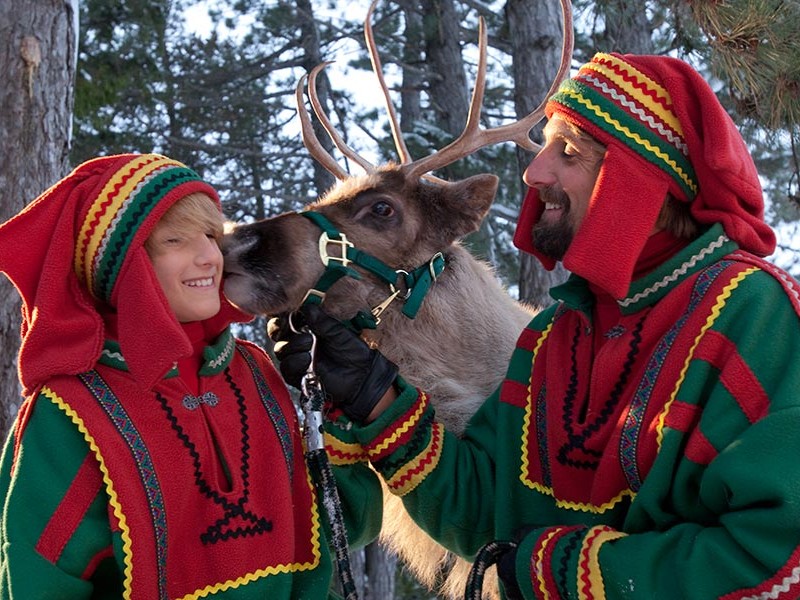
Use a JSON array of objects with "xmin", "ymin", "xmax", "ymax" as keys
[
  {"xmin": 326, "ymin": 54, "xmax": 800, "ymax": 599},
  {"xmin": 0, "ymin": 154, "xmax": 381, "ymax": 599}
]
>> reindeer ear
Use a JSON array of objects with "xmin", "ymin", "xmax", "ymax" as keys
[{"xmin": 443, "ymin": 173, "xmax": 499, "ymax": 237}]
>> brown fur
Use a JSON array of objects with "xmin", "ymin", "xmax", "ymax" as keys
[{"xmin": 222, "ymin": 165, "xmax": 535, "ymax": 599}]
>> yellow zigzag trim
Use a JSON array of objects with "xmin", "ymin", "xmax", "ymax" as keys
[
  {"xmin": 42, "ymin": 387, "xmax": 136, "ymax": 600},
  {"xmin": 176, "ymin": 469, "xmax": 322, "ymax": 599},
  {"xmin": 520, "ymin": 322, "xmax": 552, "ymax": 488},
  {"xmin": 535, "ymin": 527, "xmax": 563, "ymax": 600},
  {"xmin": 386, "ymin": 422, "xmax": 444, "ymax": 497},
  {"xmin": 368, "ymin": 392, "xmax": 428, "ymax": 458},
  {"xmin": 585, "ymin": 53, "xmax": 682, "ymax": 135},
  {"xmin": 656, "ymin": 267, "xmax": 759, "ymax": 447},
  {"xmin": 560, "ymin": 88, "xmax": 698, "ymax": 195},
  {"xmin": 324, "ymin": 431, "xmax": 368, "ymax": 465},
  {"xmin": 577, "ymin": 527, "xmax": 628, "ymax": 600},
  {"xmin": 75, "ymin": 155, "xmax": 178, "ymax": 290}
]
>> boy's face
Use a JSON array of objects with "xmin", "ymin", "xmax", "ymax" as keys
[{"xmin": 147, "ymin": 219, "xmax": 223, "ymax": 323}]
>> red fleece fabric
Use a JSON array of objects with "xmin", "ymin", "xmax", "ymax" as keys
[
  {"xmin": 514, "ymin": 53, "xmax": 776, "ymax": 299},
  {"xmin": 0, "ymin": 154, "xmax": 251, "ymax": 395}
]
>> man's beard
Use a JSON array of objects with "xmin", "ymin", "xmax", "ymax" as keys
[{"xmin": 531, "ymin": 186, "xmax": 574, "ymax": 261}]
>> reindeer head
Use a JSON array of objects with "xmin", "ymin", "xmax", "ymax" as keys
[
  {"xmin": 222, "ymin": 0, "xmax": 573, "ymax": 324},
  {"xmin": 222, "ymin": 166, "xmax": 498, "ymax": 319}
]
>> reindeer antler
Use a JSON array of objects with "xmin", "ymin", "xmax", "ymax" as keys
[
  {"xmin": 296, "ymin": 63, "xmax": 376, "ymax": 181},
  {"xmin": 402, "ymin": 0, "xmax": 574, "ymax": 179},
  {"xmin": 297, "ymin": 0, "xmax": 574, "ymax": 182}
]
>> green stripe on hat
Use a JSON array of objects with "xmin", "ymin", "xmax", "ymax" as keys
[
  {"xmin": 551, "ymin": 79, "xmax": 698, "ymax": 200},
  {"xmin": 93, "ymin": 166, "xmax": 202, "ymax": 301}
]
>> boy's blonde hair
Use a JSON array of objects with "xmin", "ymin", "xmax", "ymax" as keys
[{"xmin": 145, "ymin": 192, "xmax": 223, "ymax": 254}]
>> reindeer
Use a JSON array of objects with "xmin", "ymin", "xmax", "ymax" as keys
[{"xmin": 222, "ymin": 1, "xmax": 573, "ymax": 597}]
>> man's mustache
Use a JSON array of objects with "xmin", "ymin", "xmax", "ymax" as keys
[{"xmin": 538, "ymin": 186, "xmax": 570, "ymax": 208}]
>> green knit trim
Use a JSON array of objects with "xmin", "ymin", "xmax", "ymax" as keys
[
  {"xmin": 619, "ymin": 224, "xmax": 737, "ymax": 313},
  {"xmin": 200, "ymin": 329, "xmax": 235, "ymax": 375},
  {"xmin": 97, "ymin": 328, "xmax": 234, "ymax": 378},
  {"xmin": 554, "ymin": 79, "xmax": 696, "ymax": 198}
]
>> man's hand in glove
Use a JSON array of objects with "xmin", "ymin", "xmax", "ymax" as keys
[{"xmin": 267, "ymin": 304, "xmax": 399, "ymax": 422}]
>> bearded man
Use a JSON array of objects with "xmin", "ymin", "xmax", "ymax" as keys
[{"xmin": 273, "ymin": 53, "xmax": 800, "ymax": 600}]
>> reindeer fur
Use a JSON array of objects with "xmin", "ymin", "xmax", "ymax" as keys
[{"xmin": 222, "ymin": 166, "xmax": 535, "ymax": 599}]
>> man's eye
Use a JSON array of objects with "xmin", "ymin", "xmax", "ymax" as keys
[{"xmin": 563, "ymin": 143, "xmax": 579, "ymax": 157}]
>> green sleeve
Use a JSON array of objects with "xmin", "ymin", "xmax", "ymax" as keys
[
  {"xmin": 351, "ymin": 378, "xmax": 502, "ymax": 559},
  {"xmin": 330, "ymin": 462, "xmax": 383, "ymax": 549},
  {"xmin": 514, "ymin": 269, "xmax": 800, "ymax": 599},
  {"xmin": 0, "ymin": 393, "xmax": 114, "ymax": 599}
]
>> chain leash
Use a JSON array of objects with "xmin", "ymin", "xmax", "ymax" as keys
[{"xmin": 292, "ymin": 315, "xmax": 359, "ymax": 600}]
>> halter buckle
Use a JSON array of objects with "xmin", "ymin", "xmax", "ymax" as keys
[{"xmin": 319, "ymin": 231, "xmax": 354, "ymax": 267}]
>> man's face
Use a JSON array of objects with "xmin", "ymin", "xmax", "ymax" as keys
[{"xmin": 523, "ymin": 114, "xmax": 604, "ymax": 260}]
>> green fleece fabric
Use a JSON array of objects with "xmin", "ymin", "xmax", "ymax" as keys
[{"xmin": 330, "ymin": 224, "xmax": 800, "ymax": 600}]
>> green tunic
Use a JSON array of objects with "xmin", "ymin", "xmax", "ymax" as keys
[{"xmin": 329, "ymin": 224, "xmax": 800, "ymax": 599}]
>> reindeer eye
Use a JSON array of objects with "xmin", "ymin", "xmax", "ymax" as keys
[{"xmin": 372, "ymin": 201, "xmax": 394, "ymax": 217}]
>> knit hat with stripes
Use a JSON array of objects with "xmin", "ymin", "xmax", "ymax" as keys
[
  {"xmin": 0, "ymin": 154, "xmax": 249, "ymax": 394},
  {"xmin": 514, "ymin": 52, "xmax": 776, "ymax": 298}
]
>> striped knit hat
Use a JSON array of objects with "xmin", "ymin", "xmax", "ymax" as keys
[
  {"xmin": 514, "ymin": 52, "xmax": 776, "ymax": 298},
  {"xmin": 0, "ymin": 154, "xmax": 248, "ymax": 394}
]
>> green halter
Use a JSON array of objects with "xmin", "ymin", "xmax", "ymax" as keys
[{"xmin": 299, "ymin": 211, "xmax": 446, "ymax": 331}]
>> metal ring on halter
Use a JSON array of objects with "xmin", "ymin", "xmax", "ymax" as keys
[{"xmin": 394, "ymin": 270, "xmax": 413, "ymax": 300}]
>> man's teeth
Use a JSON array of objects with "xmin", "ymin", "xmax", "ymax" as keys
[
  {"xmin": 186, "ymin": 277, "xmax": 214, "ymax": 287},
  {"xmin": 545, "ymin": 202, "xmax": 561, "ymax": 210}
]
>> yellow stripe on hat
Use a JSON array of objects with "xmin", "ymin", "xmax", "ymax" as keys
[
  {"xmin": 583, "ymin": 53, "xmax": 684, "ymax": 138},
  {"xmin": 560, "ymin": 88, "xmax": 698, "ymax": 195},
  {"xmin": 75, "ymin": 155, "xmax": 180, "ymax": 290}
]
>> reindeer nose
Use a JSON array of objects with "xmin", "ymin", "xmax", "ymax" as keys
[{"xmin": 221, "ymin": 227, "xmax": 259, "ymax": 257}]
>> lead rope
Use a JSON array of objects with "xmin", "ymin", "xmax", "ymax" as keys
[
  {"xmin": 464, "ymin": 540, "xmax": 517, "ymax": 600},
  {"xmin": 292, "ymin": 315, "xmax": 359, "ymax": 600}
]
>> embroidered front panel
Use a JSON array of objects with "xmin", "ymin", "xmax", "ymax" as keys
[
  {"xmin": 618, "ymin": 260, "xmax": 731, "ymax": 491},
  {"xmin": 517, "ymin": 261, "xmax": 745, "ymax": 512},
  {"xmin": 60, "ymin": 350, "xmax": 321, "ymax": 599}
]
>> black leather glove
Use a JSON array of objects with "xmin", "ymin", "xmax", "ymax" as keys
[
  {"xmin": 268, "ymin": 304, "xmax": 398, "ymax": 422},
  {"xmin": 495, "ymin": 542, "xmax": 523, "ymax": 600}
]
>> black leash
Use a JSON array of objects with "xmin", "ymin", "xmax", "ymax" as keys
[
  {"xmin": 464, "ymin": 540, "xmax": 517, "ymax": 600},
  {"xmin": 293, "ymin": 316, "xmax": 359, "ymax": 600}
]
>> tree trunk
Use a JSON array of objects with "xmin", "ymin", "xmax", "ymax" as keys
[
  {"xmin": 505, "ymin": 0, "xmax": 569, "ymax": 308},
  {"xmin": 0, "ymin": 0, "xmax": 77, "ymax": 437},
  {"xmin": 398, "ymin": 0, "xmax": 424, "ymax": 155},
  {"xmin": 296, "ymin": 0, "xmax": 337, "ymax": 195},
  {"xmin": 597, "ymin": 0, "xmax": 655, "ymax": 55},
  {"xmin": 419, "ymin": 0, "xmax": 470, "ymax": 181}
]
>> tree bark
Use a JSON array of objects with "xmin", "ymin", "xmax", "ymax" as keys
[
  {"xmin": 0, "ymin": 0, "xmax": 77, "ymax": 437},
  {"xmin": 296, "ymin": 0, "xmax": 337, "ymax": 195},
  {"xmin": 505, "ymin": 0, "xmax": 569, "ymax": 308},
  {"xmin": 597, "ymin": 0, "xmax": 655, "ymax": 55}
]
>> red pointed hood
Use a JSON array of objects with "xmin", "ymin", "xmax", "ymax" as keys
[
  {"xmin": 0, "ymin": 154, "xmax": 250, "ymax": 394},
  {"xmin": 514, "ymin": 52, "xmax": 775, "ymax": 298}
]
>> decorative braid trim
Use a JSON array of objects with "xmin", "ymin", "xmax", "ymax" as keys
[
  {"xmin": 324, "ymin": 433, "xmax": 369, "ymax": 465},
  {"xmin": 618, "ymin": 234, "xmax": 729, "ymax": 308},
  {"xmin": 385, "ymin": 422, "xmax": 444, "ymax": 497},
  {"xmin": 655, "ymin": 266, "xmax": 759, "ymax": 448},
  {"xmin": 576, "ymin": 526, "xmax": 628, "ymax": 600},
  {"xmin": 366, "ymin": 391, "xmax": 430, "ymax": 459},
  {"xmin": 580, "ymin": 73, "xmax": 688, "ymax": 155},
  {"xmin": 41, "ymin": 386, "xmax": 137, "ymax": 600}
]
